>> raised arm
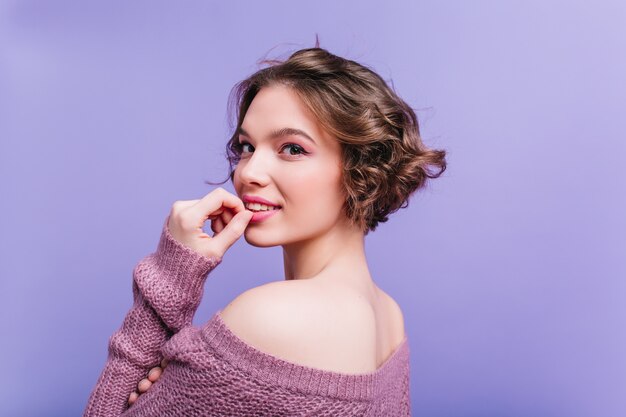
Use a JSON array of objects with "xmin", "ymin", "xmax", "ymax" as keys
[
  {"xmin": 82, "ymin": 215, "xmax": 221, "ymax": 417},
  {"xmin": 83, "ymin": 189, "xmax": 253, "ymax": 416}
]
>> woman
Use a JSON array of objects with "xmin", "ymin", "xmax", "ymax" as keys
[{"xmin": 84, "ymin": 45, "xmax": 446, "ymax": 416}]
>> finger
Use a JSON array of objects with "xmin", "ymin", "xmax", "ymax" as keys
[
  {"xmin": 148, "ymin": 366, "xmax": 162, "ymax": 382},
  {"xmin": 207, "ymin": 208, "xmax": 225, "ymax": 218},
  {"xmin": 128, "ymin": 391, "xmax": 139, "ymax": 405},
  {"xmin": 137, "ymin": 378, "xmax": 152, "ymax": 393},
  {"xmin": 161, "ymin": 358, "xmax": 169, "ymax": 368},
  {"xmin": 217, "ymin": 208, "xmax": 234, "ymax": 237},
  {"xmin": 217, "ymin": 210, "xmax": 231, "ymax": 233},
  {"xmin": 221, "ymin": 207, "xmax": 234, "ymax": 225},
  {"xmin": 211, "ymin": 217, "xmax": 224, "ymax": 235},
  {"xmin": 211, "ymin": 209, "xmax": 254, "ymax": 252},
  {"xmin": 187, "ymin": 188, "xmax": 246, "ymax": 230}
]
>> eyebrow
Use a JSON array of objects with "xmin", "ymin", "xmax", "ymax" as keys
[{"xmin": 238, "ymin": 126, "xmax": 316, "ymax": 145}]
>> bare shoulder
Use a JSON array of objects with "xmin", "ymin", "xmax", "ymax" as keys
[
  {"xmin": 379, "ymin": 290, "xmax": 407, "ymax": 342},
  {"xmin": 218, "ymin": 280, "xmax": 309, "ymax": 348},
  {"xmin": 219, "ymin": 280, "xmax": 379, "ymax": 373}
]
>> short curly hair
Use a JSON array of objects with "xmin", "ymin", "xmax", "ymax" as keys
[{"xmin": 208, "ymin": 45, "xmax": 447, "ymax": 235}]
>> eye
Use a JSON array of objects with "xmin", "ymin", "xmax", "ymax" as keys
[
  {"xmin": 233, "ymin": 140, "xmax": 308, "ymax": 158},
  {"xmin": 233, "ymin": 140, "xmax": 254, "ymax": 154},
  {"xmin": 280, "ymin": 143, "xmax": 308, "ymax": 156}
]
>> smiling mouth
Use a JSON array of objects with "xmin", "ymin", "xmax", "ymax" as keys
[{"xmin": 244, "ymin": 202, "xmax": 282, "ymax": 212}]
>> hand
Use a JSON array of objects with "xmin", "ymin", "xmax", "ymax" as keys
[
  {"xmin": 128, "ymin": 358, "xmax": 169, "ymax": 406},
  {"xmin": 167, "ymin": 187, "xmax": 254, "ymax": 260}
]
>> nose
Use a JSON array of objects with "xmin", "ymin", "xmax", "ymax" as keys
[{"xmin": 237, "ymin": 147, "xmax": 271, "ymax": 187}]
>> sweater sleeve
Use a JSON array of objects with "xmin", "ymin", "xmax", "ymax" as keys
[
  {"xmin": 401, "ymin": 351, "xmax": 412, "ymax": 416},
  {"xmin": 82, "ymin": 215, "xmax": 221, "ymax": 417}
]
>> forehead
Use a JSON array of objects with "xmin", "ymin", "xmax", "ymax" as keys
[{"xmin": 241, "ymin": 84, "xmax": 336, "ymax": 148}]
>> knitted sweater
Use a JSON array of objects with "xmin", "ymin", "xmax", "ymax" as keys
[{"xmin": 83, "ymin": 215, "xmax": 412, "ymax": 416}]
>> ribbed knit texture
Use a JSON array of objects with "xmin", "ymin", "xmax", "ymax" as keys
[{"xmin": 83, "ymin": 215, "xmax": 412, "ymax": 416}]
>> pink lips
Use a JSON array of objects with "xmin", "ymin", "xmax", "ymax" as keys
[
  {"xmin": 242, "ymin": 194, "xmax": 282, "ymax": 224},
  {"xmin": 248, "ymin": 208, "xmax": 281, "ymax": 223},
  {"xmin": 242, "ymin": 194, "xmax": 281, "ymax": 207}
]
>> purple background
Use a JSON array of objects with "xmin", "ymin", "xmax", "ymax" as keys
[{"xmin": 1, "ymin": 1, "xmax": 625, "ymax": 416}]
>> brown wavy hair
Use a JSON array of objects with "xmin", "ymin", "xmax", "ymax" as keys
[{"xmin": 207, "ymin": 42, "xmax": 447, "ymax": 235}]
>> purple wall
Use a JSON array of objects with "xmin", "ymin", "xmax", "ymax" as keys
[{"xmin": 1, "ymin": 1, "xmax": 624, "ymax": 416}]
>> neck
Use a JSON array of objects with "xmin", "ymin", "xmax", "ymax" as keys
[{"xmin": 281, "ymin": 219, "xmax": 372, "ymax": 286}]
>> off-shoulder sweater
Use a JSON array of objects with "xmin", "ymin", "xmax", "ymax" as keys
[{"xmin": 83, "ymin": 215, "xmax": 412, "ymax": 416}]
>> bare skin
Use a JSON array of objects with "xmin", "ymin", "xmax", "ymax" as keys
[
  {"xmin": 127, "ymin": 84, "xmax": 406, "ymax": 404},
  {"xmin": 233, "ymin": 84, "xmax": 371, "ymax": 287}
]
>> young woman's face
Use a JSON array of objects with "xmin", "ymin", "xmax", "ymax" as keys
[{"xmin": 233, "ymin": 83, "xmax": 346, "ymax": 247}]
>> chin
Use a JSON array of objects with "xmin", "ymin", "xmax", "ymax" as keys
[{"xmin": 243, "ymin": 228, "xmax": 282, "ymax": 248}]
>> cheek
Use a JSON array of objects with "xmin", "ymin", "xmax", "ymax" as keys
[
  {"xmin": 284, "ymin": 163, "xmax": 344, "ymax": 216},
  {"xmin": 232, "ymin": 166, "xmax": 244, "ymax": 193}
]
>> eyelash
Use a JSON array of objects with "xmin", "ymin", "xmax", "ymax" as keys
[{"xmin": 233, "ymin": 140, "xmax": 309, "ymax": 157}]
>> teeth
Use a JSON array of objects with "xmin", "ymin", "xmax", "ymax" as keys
[{"xmin": 245, "ymin": 202, "xmax": 280, "ymax": 212}]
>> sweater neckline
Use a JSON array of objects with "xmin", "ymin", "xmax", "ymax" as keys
[{"xmin": 199, "ymin": 309, "xmax": 410, "ymax": 401}]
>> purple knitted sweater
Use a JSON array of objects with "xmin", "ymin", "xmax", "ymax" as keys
[{"xmin": 83, "ymin": 216, "xmax": 412, "ymax": 416}]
